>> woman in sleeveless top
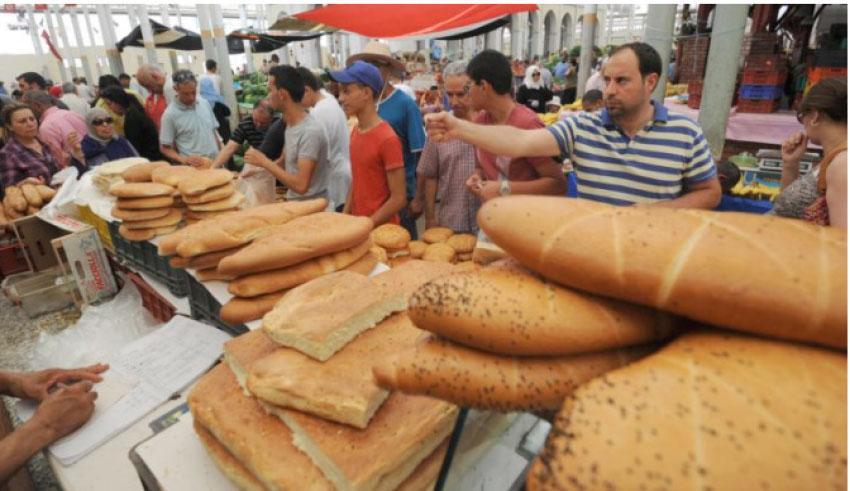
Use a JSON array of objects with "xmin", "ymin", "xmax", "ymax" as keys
[{"xmin": 772, "ymin": 78, "xmax": 846, "ymax": 228}]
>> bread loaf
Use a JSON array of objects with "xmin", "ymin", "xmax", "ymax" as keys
[
  {"xmin": 409, "ymin": 259, "xmax": 676, "ymax": 356},
  {"xmin": 151, "ymin": 165, "xmax": 197, "ymax": 187},
  {"xmin": 123, "ymin": 208, "xmax": 183, "ymax": 229},
  {"xmin": 374, "ymin": 335, "xmax": 652, "ymax": 411},
  {"xmin": 3, "ymin": 202, "xmax": 22, "ymax": 220},
  {"xmin": 169, "ymin": 246, "xmax": 244, "ymax": 270},
  {"xmin": 111, "ymin": 206, "xmax": 170, "ymax": 221},
  {"xmin": 116, "ymin": 195, "xmax": 174, "ymax": 209},
  {"xmin": 371, "ymin": 223, "xmax": 411, "ymax": 250},
  {"xmin": 178, "ymin": 169, "xmax": 233, "ymax": 196},
  {"xmin": 409, "ymin": 240, "xmax": 427, "ymax": 259},
  {"xmin": 25, "ymin": 205, "xmax": 38, "ymax": 215},
  {"xmin": 20, "ymin": 183, "xmax": 42, "ymax": 207},
  {"xmin": 4, "ymin": 186, "xmax": 27, "ymax": 212},
  {"xmin": 196, "ymin": 267, "xmax": 236, "ymax": 282},
  {"xmin": 122, "ymin": 161, "xmax": 170, "ymax": 182},
  {"xmin": 228, "ymin": 240, "xmax": 371, "ymax": 298},
  {"xmin": 119, "ymin": 224, "xmax": 176, "ymax": 241},
  {"xmin": 370, "ymin": 245, "xmax": 388, "ymax": 263},
  {"xmin": 109, "ymin": 182, "xmax": 174, "ymax": 198},
  {"xmin": 185, "ymin": 209, "xmax": 238, "ymax": 221},
  {"xmin": 446, "ymin": 233, "xmax": 476, "ymax": 253},
  {"xmin": 0, "ymin": 203, "xmax": 8, "ymax": 229},
  {"xmin": 526, "ymin": 330, "xmax": 847, "ymax": 490},
  {"xmin": 186, "ymin": 191, "xmax": 244, "ymax": 212},
  {"xmin": 183, "ymin": 182, "xmax": 235, "ymax": 204},
  {"xmin": 422, "ymin": 242, "xmax": 455, "ymax": 263},
  {"xmin": 193, "ymin": 422, "xmax": 266, "ymax": 491},
  {"xmin": 220, "ymin": 290, "xmax": 290, "ymax": 326},
  {"xmin": 218, "ymin": 212, "xmax": 373, "ymax": 275},
  {"xmin": 479, "ymin": 196, "xmax": 848, "ymax": 349},
  {"xmin": 422, "ymin": 227, "xmax": 453, "ymax": 244},
  {"xmin": 35, "ymin": 184, "xmax": 56, "ymax": 202},
  {"xmin": 171, "ymin": 199, "xmax": 327, "ymax": 258}
]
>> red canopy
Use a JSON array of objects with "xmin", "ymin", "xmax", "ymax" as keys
[{"xmin": 294, "ymin": 4, "xmax": 537, "ymax": 39}]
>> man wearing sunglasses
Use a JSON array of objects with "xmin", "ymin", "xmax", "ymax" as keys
[{"xmin": 159, "ymin": 70, "xmax": 221, "ymax": 168}]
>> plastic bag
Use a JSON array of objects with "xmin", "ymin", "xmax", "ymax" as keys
[
  {"xmin": 235, "ymin": 170, "xmax": 276, "ymax": 208},
  {"xmin": 27, "ymin": 275, "xmax": 162, "ymax": 370}
]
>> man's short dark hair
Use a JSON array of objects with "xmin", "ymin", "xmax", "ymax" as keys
[
  {"xmin": 466, "ymin": 49, "xmax": 512, "ymax": 95},
  {"xmin": 268, "ymin": 65, "xmax": 305, "ymax": 103},
  {"xmin": 296, "ymin": 67, "xmax": 321, "ymax": 92},
  {"xmin": 98, "ymin": 74, "xmax": 122, "ymax": 90},
  {"xmin": 118, "ymin": 73, "xmax": 131, "ymax": 81},
  {"xmin": 17, "ymin": 72, "xmax": 46, "ymax": 90},
  {"xmin": 583, "ymin": 89, "xmax": 603, "ymax": 104},
  {"xmin": 716, "ymin": 160, "xmax": 741, "ymax": 194},
  {"xmin": 205, "ymin": 59, "xmax": 217, "ymax": 71},
  {"xmin": 610, "ymin": 42, "xmax": 663, "ymax": 79}
]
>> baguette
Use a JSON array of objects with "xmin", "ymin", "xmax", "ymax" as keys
[
  {"xmin": 409, "ymin": 259, "xmax": 676, "ymax": 356},
  {"xmin": 4, "ymin": 186, "xmax": 27, "ymax": 212},
  {"xmin": 373, "ymin": 335, "xmax": 653, "ymax": 411},
  {"xmin": 35, "ymin": 184, "xmax": 56, "ymax": 202},
  {"xmin": 178, "ymin": 169, "xmax": 233, "ymax": 196},
  {"xmin": 195, "ymin": 267, "xmax": 236, "ymax": 282},
  {"xmin": 171, "ymin": 199, "xmax": 328, "ymax": 258},
  {"xmin": 526, "ymin": 330, "xmax": 847, "ymax": 490},
  {"xmin": 479, "ymin": 196, "xmax": 848, "ymax": 349},
  {"xmin": 169, "ymin": 246, "xmax": 245, "ymax": 270},
  {"xmin": 20, "ymin": 183, "xmax": 42, "ymax": 207},
  {"xmin": 218, "ymin": 212, "xmax": 373, "ymax": 275},
  {"xmin": 220, "ymin": 290, "xmax": 290, "ymax": 326},
  {"xmin": 228, "ymin": 239, "xmax": 371, "ymax": 298}
]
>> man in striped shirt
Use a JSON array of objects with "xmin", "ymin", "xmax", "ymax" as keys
[
  {"xmin": 211, "ymin": 99, "xmax": 278, "ymax": 169},
  {"xmin": 425, "ymin": 42, "xmax": 721, "ymax": 209}
]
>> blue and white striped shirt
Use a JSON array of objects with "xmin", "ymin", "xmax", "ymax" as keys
[{"xmin": 547, "ymin": 101, "xmax": 717, "ymax": 206}]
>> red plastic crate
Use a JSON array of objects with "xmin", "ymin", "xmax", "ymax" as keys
[
  {"xmin": 737, "ymin": 98, "xmax": 779, "ymax": 113},
  {"xmin": 742, "ymin": 69, "xmax": 788, "ymax": 86},
  {"xmin": 745, "ymin": 55, "xmax": 785, "ymax": 71},
  {"xmin": 126, "ymin": 271, "xmax": 176, "ymax": 323},
  {"xmin": 0, "ymin": 242, "xmax": 29, "ymax": 277},
  {"xmin": 687, "ymin": 81, "xmax": 703, "ymax": 95},
  {"xmin": 806, "ymin": 66, "xmax": 848, "ymax": 91}
]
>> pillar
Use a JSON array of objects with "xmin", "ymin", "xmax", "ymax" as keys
[
  {"xmin": 196, "ymin": 5, "xmax": 218, "ymax": 63},
  {"xmin": 644, "ymin": 4, "xmax": 677, "ymax": 102},
  {"xmin": 44, "ymin": 6, "xmax": 69, "ymax": 83},
  {"xmin": 576, "ymin": 5, "xmax": 597, "ymax": 97},
  {"xmin": 97, "ymin": 4, "xmax": 125, "ymax": 75},
  {"xmin": 210, "ymin": 4, "xmax": 240, "ymax": 128},
  {"xmin": 239, "ymin": 4, "xmax": 255, "ymax": 73},
  {"xmin": 136, "ymin": 5, "xmax": 159, "ymax": 65},
  {"xmin": 25, "ymin": 5, "xmax": 49, "ymax": 78},
  {"xmin": 70, "ymin": 8, "xmax": 94, "ymax": 83}
]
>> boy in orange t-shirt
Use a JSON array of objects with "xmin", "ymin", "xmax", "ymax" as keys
[{"xmin": 331, "ymin": 61, "xmax": 406, "ymax": 226}]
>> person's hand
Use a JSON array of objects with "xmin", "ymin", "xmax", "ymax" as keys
[
  {"xmin": 66, "ymin": 132, "xmax": 82, "ymax": 159},
  {"xmin": 185, "ymin": 156, "xmax": 208, "ymax": 168},
  {"xmin": 465, "ymin": 173, "xmax": 483, "ymax": 195},
  {"xmin": 408, "ymin": 196, "xmax": 424, "ymax": 218},
  {"xmin": 15, "ymin": 363, "xmax": 108, "ymax": 402},
  {"xmin": 475, "ymin": 180, "xmax": 501, "ymax": 202},
  {"xmin": 781, "ymin": 131, "xmax": 808, "ymax": 166},
  {"xmin": 424, "ymin": 111, "xmax": 460, "ymax": 143},
  {"xmin": 244, "ymin": 148, "xmax": 272, "ymax": 170},
  {"xmin": 30, "ymin": 382, "xmax": 98, "ymax": 442}
]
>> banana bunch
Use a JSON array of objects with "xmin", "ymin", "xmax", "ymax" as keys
[{"xmin": 730, "ymin": 181, "xmax": 780, "ymax": 202}]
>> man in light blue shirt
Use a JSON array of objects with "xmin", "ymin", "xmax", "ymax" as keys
[{"xmin": 159, "ymin": 70, "xmax": 221, "ymax": 166}]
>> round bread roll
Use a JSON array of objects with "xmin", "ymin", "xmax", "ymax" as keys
[
  {"xmin": 111, "ymin": 206, "xmax": 170, "ymax": 221},
  {"xmin": 422, "ymin": 242, "xmax": 455, "ymax": 263},
  {"xmin": 123, "ymin": 208, "xmax": 183, "ymax": 229},
  {"xmin": 370, "ymin": 245, "xmax": 388, "ymax": 264},
  {"xmin": 371, "ymin": 223, "xmax": 411, "ymax": 250},
  {"xmin": 456, "ymin": 252, "xmax": 472, "ymax": 262},
  {"xmin": 422, "ymin": 227, "xmax": 454, "ymax": 244},
  {"xmin": 187, "ymin": 191, "xmax": 244, "ymax": 212},
  {"xmin": 119, "ymin": 224, "xmax": 156, "ymax": 241},
  {"xmin": 151, "ymin": 165, "xmax": 198, "ymax": 187},
  {"xmin": 446, "ymin": 233, "xmax": 476, "ymax": 253},
  {"xmin": 389, "ymin": 255, "xmax": 412, "ymax": 268},
  {"xmin": 116, "ymin": 195, "xmax": 175, "ymax": 209},
  {"xmin": 122, "ymin": 161, "xmax": 170, "ymax": 183},
  {"xmin": 178, "ymin": 169, "xmax": 233, "ymax": 196},
  {"xmin": 109, "ymin": 182, "xmax": 174, "ymax": 198},
  {"xmin": 183, "ymin": 182, "xmax": 236, "ymax": 204},
  {"xmin": 409, "ymin": 240, "xmax": 427, "ymax": 259}
]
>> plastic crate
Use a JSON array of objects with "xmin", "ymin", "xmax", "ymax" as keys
[
  {"xmin": 741, "ymin": 69, "xmax": 787, "ymax": 86},
  {"xmin": 0, "ymin": 242, "xmax": 29, "ymax": 277},
  {"xmin": 107, "ymin": 221, "xmax": 189, "ymax": 297},
  {"xmin": 744, "ymin": 55, "xmax": 785, "ymax": 71},
  {"xmin": 806, "ymin": 66, "xmax": 848, "ymax": 92},
  {"xmin": 126, "ymin": 271, "xmax": 176, "ymax": 323},
  {"xmin": 687, "ymin": 81, "xmax": 703, "ymax": 95},
  {"xmin": 736, "ymin": 98, "xmax": 780, "ymax": 113},
  {"xmin": 687, "ymin": 93, "xmax": 701, "ymax": 110},
  {"xmin": 739, "ymin": 84, "xmax": 784, "ymax": 100},
  {"xmin": 77, "ymin": 204, "xmax": 114, "ymax": 252},
  {"xmin": 186, "ymin": 274, "xmax": 247, "ymax": 337}
]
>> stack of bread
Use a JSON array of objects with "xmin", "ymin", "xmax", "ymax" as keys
[
  {"xmin": 1, "ymin": 182, "xmax": 56, "ymax": 225},
  {"xmin": 189, "ymin": 261, "xmax": 463, "ymax": 490},
  {"xmin": 401, "ymin": 196, "xmax": 847, "ymax": 490},
  {"xmin": 402, "ymin": 226, "xmax": 478, "ymax": 267},
  {"xmin": 369, "ymin": 223, "xmax": 411, "ymax": 267},
  {"xmin": 91, "ymin": 157, "xmax": 149, "ymax": 193},
  {"xmin": 175, "ymin": 168, "xmax": 244, "ymax": 223},
  {"xmin": 110, "ymin": 180, "xmax": 183, "ymax": 242},
  {"xmin": 217, "ymin": 212, "xmax": 379, "ymax": 326}
]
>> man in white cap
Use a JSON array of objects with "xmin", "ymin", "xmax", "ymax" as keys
[{"xmin": 348, "ymin": 41, "xmax": 426, "ymax": 239}]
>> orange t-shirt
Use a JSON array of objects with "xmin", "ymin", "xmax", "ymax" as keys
[
  {"xmin": 349, "ymin": 121, "xmax": 404, "ymax": 223},
  {"xmin": 145, "ymin": 93, "xmax": 168, "ymax": 132}
]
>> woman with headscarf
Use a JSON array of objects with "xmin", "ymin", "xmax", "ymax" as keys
[
  {"xmin": 67, "ymin": 107, "xmax": 138, "ymax": 172},
  {"xmin": 98, "ymin": 86, "xmax": 161, "ymax": 161},
  {"xmin": 516, "ymin": 65, "xmax": 553, "ymax": 114}
]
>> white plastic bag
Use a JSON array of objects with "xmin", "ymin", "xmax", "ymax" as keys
[{"xmin": 235, "ymin": 170, "xmax": 276, "ymax": 208}]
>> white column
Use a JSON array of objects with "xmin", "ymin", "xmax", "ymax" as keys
[
  {"xmin": 97, "ymin": 4, "xmax": 124, "ymax": 75},
  {"xmin": 577, "ymin": 5, "xmax": 597, "ymax": 97},
  {"xmin": 644, "ymin": 4, "xmax": 677, "ymax": 102},
  {"xmin": 44, "ymin": 6, "xmax": 69, "ymax": 82},
  {"xmin": 210, "ymin": 4, "xmax": 239, "ymax": 128},
  {"xmin": 82, "ymin": 6, "xmax": 102, "ymax": 78},
  {"xmin": 136, "ymin": 5, "xmax": 159, "ymax": 65},
  {"xmin": 698, "ymin": 5, "xmax": 749, "ymax": 159},
  {"xmin": 239, "ymin": 4, "xmax": 255, "ymax": 73},
  {"xmin": 70, "ymin": 8, "xmax": 94, "ymax": 83},
  {"xmin": 175, "ymin": 4, "xmax": 183, "ymax": 27},
  {"xmin": 159, "ymin": 5, "xmax": 180, "ymax": 73},
  {"xmin": 196, "ymin": 5, "xmax": 218, "ymax": 63},
  {"xmin": 25, "ymin": 5, "xmax": 50, "ymax": 78},
  {"xmin": 627, "ymin": 5, "xmax": 635, "ymax": 41}
]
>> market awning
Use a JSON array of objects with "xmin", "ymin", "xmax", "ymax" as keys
[
  {"xmin": 116, "ymin": 19, "xmax": 203, "ymax": 52},
  {"xmin": 227, "ymin": 29, "xmax": 326, "ymax": 54},
  {"xmin": 293, "ymin": 4, "xmax": 536, "ymax": 39},
  {"xmin": 435, "ymin": 16, "xmax": 511, "ymax": 41}
]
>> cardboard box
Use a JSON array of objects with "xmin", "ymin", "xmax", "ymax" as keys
[
  {"xmin": 51, "ymin": 228, "xmax": 118, "ymax": 306},
  {"xmin": 10, "ymin": 215, "xmax": 66, "ymax": 272}
]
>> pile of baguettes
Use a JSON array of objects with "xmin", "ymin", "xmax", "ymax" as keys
[
  {"xmin": 189, "ymin": 260, "xmax": 465, "ymax": 491},
  {"xmin": 375, "ymin": 196, "xmax": 847, "ymax": 490},
  {"xmin": 110, "ymin": 162, "xmax": 241, "ymax": 241}
]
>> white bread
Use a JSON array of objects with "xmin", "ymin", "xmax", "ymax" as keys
[
  {"xmin": 109, "ymin": 181, "xmax": 174, "ymax": 198},
  {"xmin": 122, "ymin": 208, "xmax": 183, "ymax": 229},
  {"xmin": 168, "ymin": 245, "xmax": 245, "ymax": 270},
  {"xmin": 446, "ymin": 233, "xmax": 476, "ymax": 253},
  {"xmin": 35, "ymin": 184, "xmax": 56, "ymax": 202},
  {"xmin": 527, "ymin": 329, "xmax": 847, "ymax": 490},
  {"xmin": 20, "ymin": 183, "xmax": 42, "ymax": 207},
  {"xmin": 228, "ymin": 239, "xmax": 371, "ymax": 298},
  {"xmin": 116, "ymin": 195, "xmax": 174, "ymax": 209},
  {"xmin": 422, "ymin": 227, "xmax": 453, "ymax": 244},
  {"xmin": 409, "ymin": 240, "xmax": 427, "ymax": 259},
  {"xmin": 178, "ymin": 168, "xmax": 233, "ymax": 196},
  {"xmin": 122, "ymin": 161, "xmax": 170, "ymax": 183},
  {"xmin": 195, "ymin": 267, "xmax": 236, "ymax": 282},
  {"xmin": 186, "ymin": 191, "xmax": 244, "ymax": 212},
  {"xmin": 479, "ymin": 196, "xmax": 848, "ymax": 349},
  {"xmin": 422, "ymin": 242, "xmax": 455, "ymax": 263},
  {"xmin": 409, "ymin": 258, "xmax": 676, "ymax": 356},
  {"xmin": 185, "ymin": 209, "xmax": 238, "ymax": 221},
  {"xmin": 3, "ymin": 186, "xmax": 27, "ymax": 212},
  {"xmin": 471, "ymin": 239, "xmax": 507, "ymax": 264},
  {"xmin": 193, "ymin": 422, "xmax": 265, "ymax": 491},
  {"xmin": 119, "ymin": 224, "xmax": 177, "ymax": 241},
  {"xmin": 111, "ymin": 206, "xmax": 170, "ymax": 222},
  {"xmin": 220, "ymin": 290, "xmax": 290, "ymax": 326},
  {"xmin": 188, "ymin": 364, "xmax": 334, "ymax": 491},
  {"xmin": 374, "ymin": 335, "xmax": 653, "ymax": 411},
  {"xmin": 182, "ymin": 182, "xmax": 235, "ymax": 204},
  {"xmin": 218, "ymin": 212, "xmax": 373, "ymax": 275},
  {"xmin": 151, "ymin": 165, "xmax": 198, "ymax": 187},
  {"xmin": 248, "ymin": 313, "xmax": 422, "ymax": 428},
  {"xmin": 168, "ymin": 199, "xmax": 327, "ymax": 257}
]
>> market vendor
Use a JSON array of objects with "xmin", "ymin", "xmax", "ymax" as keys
[
  {"xmin": 426, "ymin": 42, "xmax": 721, "ymax": 209},
  {"xmin": 211, "ymin": 99, "xmax": 278, "ymax": 170},
  {"xmin": 0, "ymin": 364, "xmax": 106, "ymax": 483},
  {"xmin": 0, "ymin": 103, "xmax": 59, "ymax": 192}
]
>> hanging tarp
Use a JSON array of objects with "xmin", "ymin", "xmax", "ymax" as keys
[
  {"xmin": 116, "ymin": 19, "xmax": 204, "ymax": 52},
  {"xmin": 293, "ymin": 4, "xmax": 536, "ymax": 39},
  {"xmin": 268, "ymin": 15, "xmax": 336, "ymax": 33},
  {"xmin": 435, "ymin": 16, "xmax": 511, "ymax": 41},
  {"xmin": 227, "ymin": 29, "xmax": 327, "ymax": 54}
]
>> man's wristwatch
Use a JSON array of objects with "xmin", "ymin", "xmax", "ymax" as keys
[{"xmin": 499, "ymin": 179, "xmax": 511, "ymax": 196}]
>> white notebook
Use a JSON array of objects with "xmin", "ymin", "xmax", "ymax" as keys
[{"xmin": 17, "ymin": 316, "xmax": 231, "ymax": 466}]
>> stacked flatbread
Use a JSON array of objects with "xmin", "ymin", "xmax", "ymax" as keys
[
  {"xmin": 91, "ymin": 157, "xmax": 149, "ymax": 193},
  {"xmin": 109, "ymin": 178, "xmax": 182, "ymax": 241},
  {"xmin": 174, "ymin": 168, "xmax": 244, "ymax": 223}
]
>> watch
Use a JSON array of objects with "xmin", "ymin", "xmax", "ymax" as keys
[{"xmin": 499, "ymin": 179, "xmax": 511, "ymax": 196}]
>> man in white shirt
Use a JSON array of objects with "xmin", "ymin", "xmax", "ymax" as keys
[
  {"xmin": 296, "ymin": 67, "xmax": 351, "ymax": 210},
  {"xmin": 59, "ymin": 82, "xmax": 90, "ymax": 117}
]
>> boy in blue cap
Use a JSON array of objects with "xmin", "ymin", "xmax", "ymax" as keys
[{"xmin": 331, "ymin": 61, "xmax": 406, "ymax": 227}]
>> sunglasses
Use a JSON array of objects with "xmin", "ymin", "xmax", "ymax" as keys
[{"xmin": 92, "ymin": 117, "xmax": 113, "ymax": 126}]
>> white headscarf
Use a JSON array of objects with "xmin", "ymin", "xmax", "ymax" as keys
[{"xmin": 523, "ymin": 66, "xmax": 542, "ymax": 90}]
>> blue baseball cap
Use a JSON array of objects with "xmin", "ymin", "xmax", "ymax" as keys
[{"xmin": 329, "ymin": 60, "xmax": 384, "ymax": 96}]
